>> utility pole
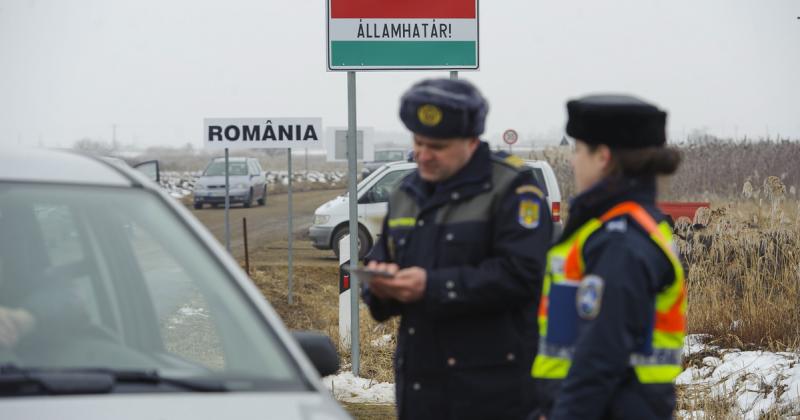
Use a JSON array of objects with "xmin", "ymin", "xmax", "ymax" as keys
[{"xmin": 112, "ymin": 124, "xmax": 118, "ymax": 150}]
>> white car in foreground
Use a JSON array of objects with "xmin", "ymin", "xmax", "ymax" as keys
[
  {"xmin": 0, "ymin": 149, "xmax": 349, "ymax": 420},
  {"xmin": 309, "ymin": 159, "xmax": 563, "ymax": 259}
]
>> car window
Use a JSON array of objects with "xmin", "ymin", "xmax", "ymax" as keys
[
  {"xmin": 250, "ymin": 160, "xmax": 262, "ymax": 176},
  {"xmin": 529, "ymin": 167, "xmax": 550, "ymax": 197},
  {"xmin": 126, "ymin": 217, "xmax": 227, "ymax": 370},
  {"xmin": 374, "ymin": 150, "xmax": 406, "ymax": 162},
  {"xmin": 364, "ymin": 169, "xmax": 413, "ymax": 203},
  {"xmin": 203, "ymin": 161, "xmax": 249, "ymax": 176},
  {"xmin": 0, "ymin": 183, "xmax": 307, "ymax": 391},
  {"xmin": 32, "ymin": 204, "xmax": 108, "ymax": 330},
  {"xmin": 35, "ymin": 204, "xmax": 85, "ymax": 267}
]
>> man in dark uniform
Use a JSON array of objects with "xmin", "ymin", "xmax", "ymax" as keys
[{"xmin": 361, "ymin": 78, "xmax": 552, "ymax": 420}]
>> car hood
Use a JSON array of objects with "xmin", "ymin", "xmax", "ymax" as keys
[
  {"xmin": 2, "ymin": 392, "xmax": 350, "ymax": 420},
  {"xmin": 196, "ymin": 175, "xmax": 250, "ymax": 187},
  {"xmin": 315, "ymin": 195, "xmax": 350, "ymax": 215}
]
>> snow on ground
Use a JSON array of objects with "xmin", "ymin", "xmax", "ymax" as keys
[
  {"xmin": 164, "ymin": 304, "xmax": 207, "ymax": 328},
  {"xmin": 323, "ymin": 371, "xmax": 395, "ymax": 405},
  {"xmin": 156, "ymin": 170, "xmax": 345, "ymax": 198},
  {"xmin": 177, "ymin": 305, "xmax": 207, "ymax": 318},
  {"xmin": 678, "ymin": 334, "xmax": 800, "ymax": 419},
  {"xmin": 320, "ymin": 335, "xmax": 800, "ymax": 416},
  {"xmin": 370, "ymin": 334, "xmax": 393, "ymax": 348}
]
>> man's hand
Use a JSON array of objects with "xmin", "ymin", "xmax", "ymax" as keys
[
  {"xmin": 0, "ymin": 307, "xmax": 35, "ymax": 349},
  {"xmin": 364, "ymin": 261, "xmax": 400, "ymax": 300},
  {"xmin": 366, "ymin": 262, "xmax": 427, "ymax": 303}
]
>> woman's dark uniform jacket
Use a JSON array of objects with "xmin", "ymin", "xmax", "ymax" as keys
[
  {"xmin": 363, "ymin": 141, "xmax": 552, "ymax": 420},
  {"xmin": 534, "ymin": 177, "xmax": 679, "ymax": 419}
]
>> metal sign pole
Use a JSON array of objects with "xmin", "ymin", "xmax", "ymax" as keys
[
  {"xmin": 347, "ymin": 71, "xmax": 360, "ymax": 376},
  {"xmin": 287, "ymin": 148, "xmax": 294, "ymax": 305},
  {"xmin": 224, "ymin": 148, "xmax": 231, "ymax": 252},
  {"xmin": 450, "ymin": 71, "xmax": 458, "ymax": 80}
]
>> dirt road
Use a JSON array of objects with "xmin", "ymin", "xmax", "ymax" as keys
[{"xmin": 189, "ymin": 188, "xmax": 345, "ymax": 262}]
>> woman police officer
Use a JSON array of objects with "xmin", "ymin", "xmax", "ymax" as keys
[{"xmin": 530, "ymin": 95, "xmax": 686, "ymax": 419}]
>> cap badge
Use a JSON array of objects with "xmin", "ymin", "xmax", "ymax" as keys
[{"xmin": 417, "ymin": 104, "xmax": 443, "ymax": 127}]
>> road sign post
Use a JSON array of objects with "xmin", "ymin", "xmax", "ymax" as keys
[
  {"xmin": 287, "ymin": 147, "xmax": 294, "ymax": 305},
  {"xmin": 503, "ymin": 129, "xmax": 518, "ymax": 154},
  {"xmin": 346, "ymin": 71, "xmax": 360, "ymax": 376},
  {"xmin": 224, "ymin": 148, "xmax": 230, "ymax": 251},
  {"xmin": 203, "ymin": 118, "xmax": 323, "ymax": 305}
]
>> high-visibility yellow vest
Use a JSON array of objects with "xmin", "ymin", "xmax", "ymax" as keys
[{"xmin": 531, "ymin": 201, "xmax": 686, "ymax": 384}]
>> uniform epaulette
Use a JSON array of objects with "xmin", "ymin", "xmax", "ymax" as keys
[{"xmin": 491, "ymin": 152, "xmax": 526, "ymax": 171}]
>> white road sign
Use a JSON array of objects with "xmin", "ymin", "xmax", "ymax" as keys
[
  {"xmin": 503, "ymin": 129, "xmax": 519, "ymax": 145},
  {"xmin": 204, "ymin": 118, "xmax": 323, "ymax": 149}
]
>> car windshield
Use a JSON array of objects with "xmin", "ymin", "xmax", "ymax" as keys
[
  {"xmin": 374, "ymin": 150, "xmax": 405, "ymax": 162},
  {"xmin": 356, "ymin": 164, "xmax": 395, "ymax": 195},
  {"xmin": 0, "ymin": 183, "xmax": 307, "ymax": 393},
  {"xmin": 203, "ymin": 161, "xmax": 248, "ymax": 176},
  {"xmin": 528, "ymin": 167, "xmax": 550, "ymax": 197}
]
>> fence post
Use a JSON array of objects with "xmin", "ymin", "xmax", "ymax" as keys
[
  {"xmin": 243, "ymin": 217, "xmax": 249, "ymax": 275},
  {"xmin": 338, "ymin": 234, "xmax": 352, "ymax": 349}
]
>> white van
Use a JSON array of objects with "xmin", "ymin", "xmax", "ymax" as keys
[{"xmin": 309, "ymin": 160, "xmax": 563, "ymax": 259}]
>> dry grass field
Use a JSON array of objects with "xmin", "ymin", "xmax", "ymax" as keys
[{"xmin": 680, "ymin": 197, "xmax": 800, "ymax": 351}]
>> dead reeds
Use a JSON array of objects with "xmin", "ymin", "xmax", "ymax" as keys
[{"xmin": 678, "ymin": 177, "xmax": 800, "ymax": 351}]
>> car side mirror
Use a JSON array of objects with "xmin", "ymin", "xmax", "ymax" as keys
[
  {"xmin": 133, "ymin": 160, "xmax": 160, "ymax": 183},
  {"xmin": 291, "ymin": 331, "xmax": 339, "ymax": 377}
]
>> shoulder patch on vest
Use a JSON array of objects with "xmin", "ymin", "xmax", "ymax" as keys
[
  {"xmin": 576, "ymin": 275, "xmax": 604, "ymax": 320},
  {"xmin": 518, "ymin": 196, "xmax": 541, "ymax": 229}
]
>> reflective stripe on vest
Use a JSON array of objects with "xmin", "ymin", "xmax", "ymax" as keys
[
  {"xmin": 532, "ymin": 202, "xmax": 687, "ymax": 384},
  {"xmin": 388, "ymin": 217, "xmax": 416, "ymax": 228}
]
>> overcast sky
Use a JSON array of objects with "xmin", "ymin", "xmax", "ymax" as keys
[{"xmin": 1, "ymin": 0, "xmax": 798, "ymax": 149}]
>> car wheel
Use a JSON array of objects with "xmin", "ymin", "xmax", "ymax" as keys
[
  {"xmin": 243, "ymin": 189, "xmax": 253, "ymax": 208},
  {"xmin": 257, "ymin": 186, "xmax": 266, "ymax": 206},
  {"xmin": 332, "ymin": 225, "xmax": 372, "ymax": 261},
  {"xmin": 193, "ymin": 203, "xmax": 202, "ymax": 210}
]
